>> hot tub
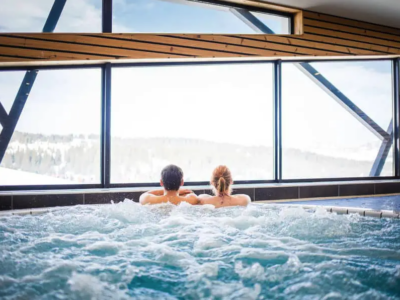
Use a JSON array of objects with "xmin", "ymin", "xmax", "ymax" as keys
[{"xmin": 0, "ymin": 201, "xmax": 399, "ymax": 299}]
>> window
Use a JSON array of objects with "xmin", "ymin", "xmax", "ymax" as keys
[
  {"xmin": 111, "ymin": 63, "xmax": 274, "ymax": 183},
  {"xmin": 113, "ymin": 0, "xmax": 291, "ymax": 34},
  {"xmin": 0, "ymin": 68, "xmax": 101, "ymax": 185},
  {"xmin": 0, "ymin": 0, "xmax": 101, "ymax": 33},
  {"xmin": 282, "ymin": 61, "xmax": 393, "ymax": 179},
  {"xmin": 0, "ymin": 59, "xmax": 396, "ymax": 189}
]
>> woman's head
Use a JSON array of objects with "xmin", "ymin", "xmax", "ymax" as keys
[{"xmin": 211, "ymin": 165, "xmax": 233, "ymax": 196}]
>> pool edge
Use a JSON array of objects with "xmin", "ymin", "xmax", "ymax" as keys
[{"xmin": 1, "ymin": 203, "xmax": 398, "ymax": 219}]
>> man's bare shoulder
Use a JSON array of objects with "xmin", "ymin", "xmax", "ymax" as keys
[
  {"xmin": 140, "ymin": 193, "xmax": 168, "ymax": 205},
  {"xmin": 177, "ymin": 194, "xmax": 199, "ymax": 205}
]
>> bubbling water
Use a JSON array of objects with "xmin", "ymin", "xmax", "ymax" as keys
[{"xmin": 0, "ymin": 200, "xmax": 399, "ymax": 300}]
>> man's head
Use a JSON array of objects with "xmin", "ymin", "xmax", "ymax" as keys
[{"xmin": 160, "ymin": 165, "xmax": 184, "ymax": 191}]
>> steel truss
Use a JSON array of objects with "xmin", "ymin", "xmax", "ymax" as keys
[
  {"xmin": 0, "ymin": 0, "xmax": 67, "ymax": 163},
  {"xmin": 231, "ymin": 8, "xmax": 395, "ymax": 178}
]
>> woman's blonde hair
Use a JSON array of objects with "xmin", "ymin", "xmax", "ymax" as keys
[{"xmin": 211, "ymin": 165, "xmax": 233, "ymax": 196}]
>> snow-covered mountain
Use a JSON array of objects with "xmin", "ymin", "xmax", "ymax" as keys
[{"xmin": 0, "ymin": 131, "xmax": 393, "ymax": 185}]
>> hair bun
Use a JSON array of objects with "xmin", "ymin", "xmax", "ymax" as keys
[
  {"xmin": 211, "ymin": 165, "xmax": 233, "ymax": 196},
  {"xmin": 217, "ymin": 176, "xmax": 226, "ymax": 194}
]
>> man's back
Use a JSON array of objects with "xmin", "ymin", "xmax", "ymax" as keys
[
  {"xmin": 140, "ymin": 191, "xmax": 198, "ymax": 205},
  {"xmin": 139, "ymin": 165, "xmax": 198, "ymax": 206}
]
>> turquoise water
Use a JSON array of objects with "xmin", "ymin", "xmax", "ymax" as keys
[{"xmin": 0, "ymin": 201, "xmax": 399, "ymax": 300}]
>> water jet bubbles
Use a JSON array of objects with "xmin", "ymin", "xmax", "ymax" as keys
[
  {"xmin": 85, "ymin": 241, "xmax": 122, "ymax": 256},
  {"xmin": 68, "ymin": 272, "xmax": 107, "ymax": 299},
  {"xmin": 1, "ymin": 204, "xmax": 400, "ymax": 299},
  {"xmin": 235, "ymin": 261, "xmax": 265, "ymax": 281}
]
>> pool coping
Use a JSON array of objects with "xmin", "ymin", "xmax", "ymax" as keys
[
  {"xmin": 1, "ymin": 203, "xmax": 398, "ymax": 219},
  {"xmin": 1, "ymin": 179, "xmax": 400, "ymax": 196},
  {"xmin": 1, "ymin": 180, "xmax": 400, "ymax": 211},
  {"xmin": 0, "ymin": 180, "xmax": 400, "ymax": 211}
]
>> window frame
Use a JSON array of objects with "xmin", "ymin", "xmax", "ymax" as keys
[
  {"xmin": 108, "ymin": 0, "xmax": 295, "ymax": 34},
  {"xmin": 280, "ymin": 59, "xmax": 397, "ymax": 181},
  {"xmin": 0, "ymin": 0, "xmax": 300, "ymax": 34},
  {"xmin": 0, "ymin": 64, "xmax": 104, "ymax": 191},
  {"xmin": 0, "ymin": 57, "xmax": 398, "ymax": 191},
  {"xmin": 109, "ymin": 60, "xmax": 276, "ymax": 187}
]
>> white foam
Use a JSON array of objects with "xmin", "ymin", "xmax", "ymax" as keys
[
  {"xmin": 0, "ymin": 203, "xmax": 396, "ymax": 299},
  {"xmin": 143, "ymin": 243, "xmax": 195, "ymax": 268},
  {"xmin": 235, "ymin": 261, "xmax": 265, "ymax": 280},
  {"xmin": 284, "ymin": 282, "xmax": 316, "ymax": 294},
  {"xmin": 187, "ymin": 262, "xmax": 219, "ymax": 282},
  {"xmin": 68, "ymin": 273, "xmax": 105, "ymax": 300},
  {"xmin": 210, "ymin": 281, "xmax": 261, "ymax": 300},
  {"xmin": 85, "ymin": 241, "xmax": 122, "ymax": 254},
  {"xmin": 194, "ymin": 234, "xmax": 227, "ymax": 251},
  {"xmin": 237, "ymin": 248, "xmax": 289, "ymax": 260}
]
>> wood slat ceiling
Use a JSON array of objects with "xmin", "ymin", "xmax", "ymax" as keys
[{"xmin": 0, "ymin": 10, "xmax": 399, "ymax": 64}]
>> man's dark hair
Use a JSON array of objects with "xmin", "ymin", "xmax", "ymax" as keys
[{"xmin": 161, "ymin": 165, "xmax": 183, "ymax": 191}]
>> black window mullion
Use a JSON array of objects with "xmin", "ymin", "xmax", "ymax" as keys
[
  {"xmin": 101, "ymin": 63, "xmax": 111, "ymax": 187},
  {"xmin": 102, "ymin": 0, "xmax": 112, "ymax": 33},
  {"xmin": 394, "ymin": 58, "xmax": 400, "ymax": 177},
  {"xmin": 273, "ymin": 60, "xmax": 282, "ymax": 182}
]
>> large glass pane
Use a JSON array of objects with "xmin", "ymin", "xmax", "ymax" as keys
[
  {"xmin": 0, "ymin": 0, "xmax": 101, "ymax": 33},
  {"xmin": 111, "ymin": 63, "xmax": 273, "ymax": 183},
  {"xmin": 0, "ymin": 69, "xmax": 101, "ymax": 185},
  {"xmin": 113, "ymin": 0, "xmax": 290, "ymax": 34},
  {"xmin": 282, "ymin": 61, "xmax": 393, "ymax": 179}
]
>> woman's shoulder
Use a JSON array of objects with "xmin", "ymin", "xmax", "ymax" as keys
[
  {"xmin": 231, "ymin": 194, "xmax": 251, "ymax": 205},
  {"xmin": 199, "ymin": 195, "xmax": 219, "ymax": 205}
]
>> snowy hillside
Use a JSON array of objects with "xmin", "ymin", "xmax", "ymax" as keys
[
  {"xmin": 0, "ymin": 131, "xmax": 393, "ymax": 185},
  {"xmin": 0, "ymin": 167, "xmax": 73, "ymax": 185}
]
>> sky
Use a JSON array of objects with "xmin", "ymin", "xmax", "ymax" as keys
[
  {"xmin": 0, "ymin": 0, "xmax": 289, "ymax": 33},
  {"xmin": 0, "ymin": 0, "xmax": 102, "ymax": 32},
  {"xmin": 113, "ymin": 0, "xmax": 289, "ymax": 33},
  {"xmin": 0, "ymin": 0, "xmax": 394, "ymax": 155}
]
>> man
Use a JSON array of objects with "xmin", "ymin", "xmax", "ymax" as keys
[{"xmin": 139, "ymin": 164, "xmax": 198, "ymax": 205}]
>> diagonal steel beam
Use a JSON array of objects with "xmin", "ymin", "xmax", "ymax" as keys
[
  {"xmin": 231, "ymin": 9, "xmax": 393, "ymax": 176},
  {"xmin": 231, "ymin": 9, "xmax": 389, "ymax": 141},
  {"xmin": 0, "ymin": 70, "xmax": 38, "ymax": 158},
  {"xmin": 0, "ymin": 0, "xmax": 66, "ymax": 164},
  {"xmin": 0, "ymin": 103, "xmax": 7, "ymax": 127},
  {"xmin": 43, "ymin": 0, "xmax": 67, "ymax": 32},
  {"xmin": 370, "ymin": 121, "xmax": 393, "ymax": 176},
  {"xmin": 296, "ymin": 62, "xmax": 390, "ymax": 141},
  {"xmin": 230, "ymin": 8, "xmax": 274, "ymax": 34}
]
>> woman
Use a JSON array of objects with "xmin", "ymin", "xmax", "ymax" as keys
[{"xmin": 199, "ymin": 165, "xmax": 251, "ymax": 208}]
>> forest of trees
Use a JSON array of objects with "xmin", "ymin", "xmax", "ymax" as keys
[
  {"xmin": 0, "ymin": 131, "xmax": 392, "ymax": 184},
  {"xmin": 2, "ymin": 132, "xmax": 100, "ymax": 183}
]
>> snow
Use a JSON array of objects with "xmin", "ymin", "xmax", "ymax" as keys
[{"xmin": 0, "ymin": 167, "xmax": 75, "ymax": 185}]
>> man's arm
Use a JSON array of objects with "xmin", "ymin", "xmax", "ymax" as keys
[
  {"xmin": 139, "ymin": 190, "xmax": 165, "ymax": 205},
  {"xmin": 183, "ymin": 193, "xmax": 200, "ymax": 205},
  {"xmin": 147, "ymin": 189, "xmax": 164, "ymax": 196},
  {"xmin": 179, "ymin": 189, "xmax": 199, "ymax": 205},
  {"xmin": 179, "ymin": 189, "xmax": 194, "ymax": 196}
]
